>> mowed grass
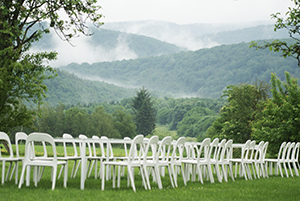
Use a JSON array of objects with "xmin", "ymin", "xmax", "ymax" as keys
[{"xmin": 1, "ymin": 145, "xmax": 300, "ymax": 201}]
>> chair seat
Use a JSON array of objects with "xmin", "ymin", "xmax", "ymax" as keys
[{"xmin": 103, "ymin": 160, "xmax": 141, "ymax": 166}]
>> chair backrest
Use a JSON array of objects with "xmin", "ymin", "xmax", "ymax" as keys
[
  {"xmin": 252, "ymin": 141, "xmax": 265, "ymax": 161},
  {"xmin": 142, "ymin": 136, "xmax": 159, "ymax": 161},
  {"xmin": 15, "ymin": 132, "xmax": 28, "ymax": 158},
  {"xmin": 197, "ymin": 138, "xmax": 211, "ymax": 162},
  {"xmin": 241, "ymin": 140, "xmax": 251, "ymax": 161},
  {"xmin": 281, "ymin": 142, "xmax": 291, "ymax": 160},
  {"xmin": 209, "ymin": 138, "xmax": 219, "ymax": 160},
  {"xmin": 92, "ymin": 135, "xmax": 105, "ymax": 157},
  {"xmin": 292, "ymin": 142, "xmax": 300, "ymax": 162},
  {"xmin": 277, "ymin": 141, "xmax": 287, "ymax": 160},
  {"xmin": 101, "ymin": 136, "xmax": 114, "ymax": 158},
  {"xmin": 249, "ymin": 140, "xmax": 257, "ymax": 160},
  {"xmin": 25, "ymin": 133, "xmax": 57, "ymax": 162},
  {"xmin": 123, "ymin": 137, "xmax": 131, "ymax": 157},
  {"xmin": 184, "ymin": 142, "xmax": 198, "ymax": 160},
  {"xmin": 262, "ymin": 141, "xmax": 269, "ymax": 161},
  {"xmin": 0, "ymin": 131, "xmax": 14, "ymax": 158},
  {"xmin": 216, "ymin": 139, "xmax": 226, "ymax": 161},
  {"xmin": 128, "ymin": 135, "xmax": 144, "ymax": 162},
  {"xmin": 62, "ymin": 133, "xmax": 79, "ymax": 157},
  {"xmin": 156, "ymin": 136, "xmax": 172, "ymax": 162},
  {"xmin": 79, "ymin": 134, "xmax": 93, "ymax": 157},
  {"xmin": 223, "ymin": 139, "xmax": 233, "ymax": 161},
  {"xmin": 286, "ymin": 142, "xmax": 295, "ymax": 161},
  {"xmin": 170, "ymin": 137, "xmax": 186, "ymax": 162}
]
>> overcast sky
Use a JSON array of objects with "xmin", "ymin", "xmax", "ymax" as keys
[{"xmin": 99, "ymin": 0, "xmax": 295, "ymax": 24}]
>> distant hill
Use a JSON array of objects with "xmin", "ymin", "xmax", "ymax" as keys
[
  {"xmin": 43, "ymin": 69, "xmax": 177, "ymax": 106},
  {"xmin": 197, "ymin": 24, "xmax": 288, "ymax": 45},
  {"xmin": 43, "ymin": 70, "xmax": 136, "ymax": 106},
  {"xmin": 103, "ymin": 21, "xmax": 288, "ymax": 50},
  {"xmin": 59, "ymin": 40, "xmax": 300, "ymax": 99},
  {"xmin": 31, "ymin": 24, "xmax": 184, "ymax": 67}
]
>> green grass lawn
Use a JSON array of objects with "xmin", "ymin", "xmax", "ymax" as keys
[{"xmin": 1, "ymin": 145, "xmax": 300, "ymax": 201}]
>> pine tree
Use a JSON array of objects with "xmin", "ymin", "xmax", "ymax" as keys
[{"xmin": 131, "ymin": 87, "xmax": 156, "ymax": 136}]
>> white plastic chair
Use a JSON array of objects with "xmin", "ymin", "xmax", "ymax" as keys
[
  {"xmin": 141, "ymin": 135, "xmax": 160, "ymax": 189},
  {"xmin": 182, "ymin": 138, "xmax": 211, "ymax": 184},
  {"xmin": 253, "ymin": 141, "xmax": 268, "ymax": 179},
  {"xmin": 230, "ymin": 140, "xmax": 252, "ymax": 180},
  {"xmin": 211, "ymin": 139, "xmax": 226, "ymax": 183},
  {"xmin": 169, "ymin": 137, "xmax": 187, "ymax": 187},
  {"xmin": 281, "ymin": 142, "xmax": 291, "ymax": 177},
  {"xmin": 101, "ymin": 134, "xmax": 146, "ymax": 192},
  {"xmin": 78, "ymin": 134, "xmax": 100, "ymax": 178},
  {"xmin": 247, "ymin": 140, "xmax": 257, "ymax": 179},
  {"xmin": 88, "ymin": 135, "xmax": 105, "ymax": 178},
  {"xmin": 0, "ymin": 131, "xmax": 21, "ymax": 185},
  {"xmin": 264, "ymin": 141, "xmax": 287, "ymax": 176},
  {"xmin": 285, "ymin": 142, "xmax": 295, "ymax": 177},
  {"xmin": 9, "ymin": 132, "xmax": 28, "ymax": 184},
  {"xmin": 18, "ymin": 132, "xmax": 68, "ymax": 190},
  {"xmin": 219, "ymin": 139, "xmax": 234, "ymax": 182},
  {"xmin": 290, "ymin": 142, "xmax": 300, "ymax": 176},
  {"xmin": 58, "ymin": 133, "xmax": 82, "ymax": 179}
]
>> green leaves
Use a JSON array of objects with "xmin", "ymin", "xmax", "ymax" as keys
[
  {"xmin": 252, "ymin": 71, "xmax": 300, "ymax": 155},
  {"xmin": 207, "ymin": 81, "xmax": 270, "ymax": 143},
  {"xmin": 0, "ymin": 0, "xmax": 103, "ymax": 134},
  {"xmin": 250, "ymin": 0, "xmax": 300, "ymax": 66}
]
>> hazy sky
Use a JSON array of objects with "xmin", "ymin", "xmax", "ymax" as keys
[{"xmin": 100, "ymin": 0, "xmax": 295, "ymax": 24}]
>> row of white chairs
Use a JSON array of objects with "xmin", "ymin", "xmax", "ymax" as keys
[
  {"xmin": 265, "ymin": 141, "xmax": 300, "ymax": 178},
  {"xmin": 1, "ymin": 131, "xmax": 300, "ymax": 191},
  {"xmin": 231, "ymin": 140, "xmax": 269, "ymax": 180}
]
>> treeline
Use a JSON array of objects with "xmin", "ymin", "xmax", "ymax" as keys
[
  {"xmin": 60, "ymin": 39, "xmax": 300, "ymax": 99},
  {"xmin": 17, "ymin": 96, "xmax": 225, "ymax": 141},
  {"xmin": 42, "ymin": 69, "xmax": 136, "ymax": 106},
  {"xmin": 42, "ymin": 69, "xmax": 176, "ymax": 106}
]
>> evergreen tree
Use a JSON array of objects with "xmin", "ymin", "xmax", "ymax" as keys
[{"xmin": 131, "ymin": 87, "xmax": 156, "ymax": 136}]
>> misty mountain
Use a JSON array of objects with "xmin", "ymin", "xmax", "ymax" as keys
[
  {"xmin": 197, "ymin": 24, "xmax": 288, "ymax": 46},
  {"xmin": 31, "ymin": 24, "xmax": 184, "ymax": 67},
  {"xmin": 59, "ymin": 39, "xmax": 300, "ymax": 99},
  {"xmin": 103, "ymin": 21, "xmax": 288, "ymax": 50}
]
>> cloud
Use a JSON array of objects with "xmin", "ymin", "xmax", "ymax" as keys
[{"xmin": 31, "ymin": 31, "xmax": 138, "ymax": 67}]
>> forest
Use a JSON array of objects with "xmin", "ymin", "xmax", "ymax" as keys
[
  {"xmin": 60, "ymin": 39, "xmax": 300, "ymax": 99},
  {"xmin": 18, "ymin": 96, "xmax": 225, "ymax": 143}
]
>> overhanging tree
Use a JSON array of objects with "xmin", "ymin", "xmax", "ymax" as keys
[
  {"xmin": 131, "ymin": 87, "xmax": 156, "ymax": 136},
  {"xmin": 0, "ymin": 0, "xmax": 103, "ymax": 133},
  {"xmin": 250, "ymin": 0, "xmax": 300, "ymax": 66}
]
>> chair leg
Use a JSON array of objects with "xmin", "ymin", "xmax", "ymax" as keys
[
  {"xmin": 18, "ymin": 164, "xmax": 26, "ymax": 188},
  {"xmin": 143, "ymin": 166, "xmax": 151, "ymax": 189},
  {"xmin": 154, "ymin": 166, "xmax": 162, "ymax": 189},
  {"xmin": 51, "ymin": 166, "xmax": 57, "ymax": 190},
  {"xmin": 2, "ymin": 161, "xmax": 6, "ymax": 184},
  {"xmin": 128, "ymin": 167, "xmax": 136, "ymax": 192},
  {"xmin": 292, "ymin": 162, "xmax": 299, "ymax": 176},
  {"xmin": 64, "ymin": 163, "xmax": 68, "ymax": 188},
  {"xmin": 5, "ymin": 162, "xmax": 12, "ymax": 181},
  {"xmin": 112, "ymin": 165, "xmax": 116, "ymax": 188},
  {"xmin": 167, "ymin": 165, "xmax": 174, "ymax": 187},
  {"xmin": 101, "ymin": 163, "xmax": 105, "ymax": 191}
]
